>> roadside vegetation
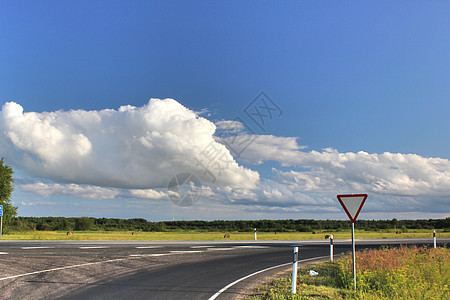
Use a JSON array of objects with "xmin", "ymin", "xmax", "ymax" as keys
[
  {"xmin": 7, "ymin": 216, "xmax": 450, "ymax": 233},
  {"xmin": 4, "ymin": 229, "xmax": 449, "ymax": 241},
  {"xmin": 248, "ymin": 246, "xmax": 449, "ymax": 299},
  {"xmin": 2, "ymin": 216, "xmax": 448, "ymax": 240}
]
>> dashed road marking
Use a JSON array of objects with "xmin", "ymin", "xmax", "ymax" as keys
[
  {"xmin": 135, "ymin": 246, "xmax": 161, "ymax": 249},
  {"xmin": 191, "ymin": 246, "xmax": 214, "ymax": 248},
  {"xmin": 0, "ymin": 258, "xmax": 127, "ymax": 282},
  {"xmin": 21, "ymin": 247, "xmax": 52, "ymax": 250},
  {"xmin": 78, "ymin": 246, "xmax": 109, "ymax": 249},
  {"xmin": 207, "ymin": 248, "xmax": 235, "ymax": 251},
  {"xmin": 129, "ymin": 253, "xmax": 171, "ymax": 257},
  {"xmin": 233, "ymin": 246, "xmax": 269, "ymax": 249},
  {"xmin": 170, "ymin": 250, "xmax": 204, "ymax": 254},
  {"xmin": 0, "ymin": 252, "xmax": 8, "ymax": 255}
]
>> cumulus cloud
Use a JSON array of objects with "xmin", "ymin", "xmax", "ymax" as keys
[
  {"xmin": 274, "ymin": 148, "xmax": 450, "ymax": 197},
  {"xmin": 129, "ymin": 189, "xmax": 167, "ymax": 200},
  {"xmin": 216, "ymin": 124, "xmax": 449, "ymax": 198},
  {"xmin": 0, "ymin": 99, "xmax": 259, "ymax": 189},
  {"xmin": 216, "ymin": 133, "xmax": 305, "ymax": 165},
  {"xmin": 20, "ymin": 182, "xmax": 119, "ymax": 199}
]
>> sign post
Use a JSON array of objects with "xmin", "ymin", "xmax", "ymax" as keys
[
  {"xmin": 0, "ymin": 205, "xmax": 3, "ymax": 238},
  {"xmin": 337, "ymin": 194, "xmax": 367, "ymax": 291}
]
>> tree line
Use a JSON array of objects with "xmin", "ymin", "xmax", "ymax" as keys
[{"xmin": 9, "ymin": 216, "xmax": 450, "ymax": 233}]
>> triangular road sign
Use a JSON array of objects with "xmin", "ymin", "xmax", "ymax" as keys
[{"xmin": 337, "ymin": 194, "xmax": 367, "ymax": 223}]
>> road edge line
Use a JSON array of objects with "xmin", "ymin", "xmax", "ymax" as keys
[
  {"xmin": 208, "ymin": 255, "xmax": 329, "ymax": 300},
  {"xmin": 0, "ymin": 258, "xmax": 127, "ymax": 281}
]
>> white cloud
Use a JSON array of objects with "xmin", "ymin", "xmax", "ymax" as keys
[
  {"xmin": 0, "ymin": 99, "xmax": 259, "ymax": 189},
  {"xmin": 215, "ymin": 128, "xmax": 449, "ymax": 215},
  {"xmin": 19, "ymin": 182, "xmax": 119, "ymax": 199},
  {"xmin": 4, "ymin": 101, "xmax": 448, "ymax": 219},
  {"xmin": 275, "ymin": 148, "xmax": 450, "ymax": 197},
  {"xmin": 215, "ymin": 125, "xmax": 449, "ymax": 197},
  {"xmin": 216, "ymin": 134, "xmax": 305, "ymax": 165},
  {"xmin": 215, "ymin": 119, "xmax": 306, "ymax": 164},
  {"xmin": 129, "ymin": 189, "xmax": 167, "ymax": 199}
]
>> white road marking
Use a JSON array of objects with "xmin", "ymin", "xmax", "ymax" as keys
[
  {"xmin": 191, "ymin": 246, "xmax": 214, "ymax": 248},
  {"xmin": 0, "ymin": 258, "xmax": 127, "ymax": 282},
  {"xmin": 21, "ymin": 247, "xmax": 52, "ymax": 250},
  {"xmin": 206, "ymin": 248, "xmax": 235, "ymax": 251},
  {"xmin": 135, "ymin": 246, "xmax": 161, "ymax": 249},
  {"xmin": 208, "ymin": 255, "xmax": 330, "ymax": 300},
  {"xmin": 0, "ymin": 246, "xmax": 206, "ymax": 281},
  {"xmin": 170, "ymin": 250, "xmax": 204, "ymax": 254},
  {"xmin": 78, "ymin": 246, "xmax": 109, "ymax": 249},
  {"xmin": 233, "ymin": 246, "xmax": 269, "ymax": 249},
  {"xmin": 129, "ymin": 253, "xmax": 171, "ymax": 257}
]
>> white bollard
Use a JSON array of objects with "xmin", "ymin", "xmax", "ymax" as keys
[
  {"xmin": 254, "ymin": 228, "xmax": 257, "ymax": 241},
  {"xmin": 330, "ymin": 235, "xmax": 334, "ymax": 262},
  {"xmin": 292, "ymin": 246, "xmax": 298, "ymax": 294},
  {"xmin": 433, "ymin": 230, "xmax": 436, "ymax": 248}
]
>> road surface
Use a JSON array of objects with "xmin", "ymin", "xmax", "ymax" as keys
[{"xmin": 0, "ymin": 238, "xmax": 446, "ymax": 299}]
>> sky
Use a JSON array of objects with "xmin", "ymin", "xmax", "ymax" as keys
[{"xmin": 0, "ymin": 1, "xmax": 449, "ymax": 221}]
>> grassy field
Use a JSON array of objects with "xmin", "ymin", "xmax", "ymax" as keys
[
  {"xmin": 248, "ymin": 246, "xmax": 449, "ymax": 299},
  {"xmin": 1, "ymin": 229, "xmax": 447, "ymax": 241}
]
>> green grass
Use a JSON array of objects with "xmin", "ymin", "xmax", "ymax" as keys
[
  {"xmin": 249, "ymin": 262, "xmax": 358, "ymax": 300},
  {"xmin": 248, "ymin": 246, "xmax": 450, "ymax": 300},
  {"xmin": 1, "ymin": 229, "xmax": 447, "ymax": 241},
  {"xmin": 338, "ymin": 246, "xmax": 450, "ymax": 299}
]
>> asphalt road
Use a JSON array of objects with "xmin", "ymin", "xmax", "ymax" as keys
[{"xmin": 0, "ymin": 238, "xmax": 446, "ymax": 299}]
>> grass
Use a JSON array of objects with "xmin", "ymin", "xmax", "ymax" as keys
[
  {"xmin": 248, "ymin": 246, "xmax": 450, "ymax": 299},
  {"xmin": 338, "ymin": 246, "xmax": 450, "ymax": 299},
  {"xmin": 0, "ymin": 229, "xmax": 447, "ymax": 241},
  {"xmin": 249, "ymin": 262, "xmax": 358, "ymax": 300},
  {"xmin": 1, "ymin": 229, "xmax": 447, "ymax": 241}
]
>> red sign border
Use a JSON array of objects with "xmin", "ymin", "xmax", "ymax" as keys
[{"xmin": 337, "ymin": 194, "xmax": 368, "ymax": 223}]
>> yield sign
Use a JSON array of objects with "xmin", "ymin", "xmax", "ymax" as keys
[{"xmin": 337, "ymin": 194, "xmax": 367, "ymax": 223}]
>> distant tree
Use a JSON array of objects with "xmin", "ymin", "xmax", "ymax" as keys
[
  {"xmin": 391, "ymin": 218, "xmax": 399, "ymax": 229},
  {"xmin": 75, "ymin": 217, "xmax": 94, "ymax": 231},
  {"xmin": 0, "ymin": 158, "xmax": 18, "ymax": 231},
  {"xmin": 36, "ymin": 221, "xmax": 50, "ymax": 231},
  {"xmin": 55, "ymin": 218, "xmax": 71, "ymax": 231}
]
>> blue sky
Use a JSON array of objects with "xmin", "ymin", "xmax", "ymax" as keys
[{"xmin": 0, "ymin": 1, "xmax": 449, "ymax": 221}]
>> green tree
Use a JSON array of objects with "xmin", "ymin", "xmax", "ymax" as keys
[
  {"xmin": 0, "ymin": 158, "xmax": 18, "ymax": 232},
  {"xmin": 391, "ymin": 218, "xmax": 399, "ymax": 229},
  {"xmin": 75, "ymin": 217, "xmax": 94, "ymax": 231}
]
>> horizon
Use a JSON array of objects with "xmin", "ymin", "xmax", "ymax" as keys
[{"xmin": 13, "ymin": 215, "xmax": 449, "ymax": 222}]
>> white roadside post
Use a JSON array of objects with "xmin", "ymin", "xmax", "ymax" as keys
[
  {"xmin": 254, "ymin": 228, "xmax": 257, "ymax": 241},
  {"xmin": 433, "ymin": 230, "xmax": 436, "ymax": 248},
  {"xmin": 0, "ymin": 205, "xmax": 3, "ymax": 238},
  {"xmin": 291, "ymin": 246, "xmax": 299, "ymax": 294},
  {"xmin": 330, "ymin": 235, "xmax": 334, "ymax": 262},
  {"xmin": 337, "ymin": 194, "xmax": 368, "ymax": 291}
]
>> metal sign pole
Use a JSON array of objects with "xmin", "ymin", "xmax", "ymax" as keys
[
  {"xmin": 336, "ymin": 194, "xmax": 367, "ymax": 292},
  {"xmin": 291, "ymin": 246, "xmax": 298, "ymax": 294},
  {"xmin": 351, "ymin": 222, "xmax": 356, "ymax": 291}
]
